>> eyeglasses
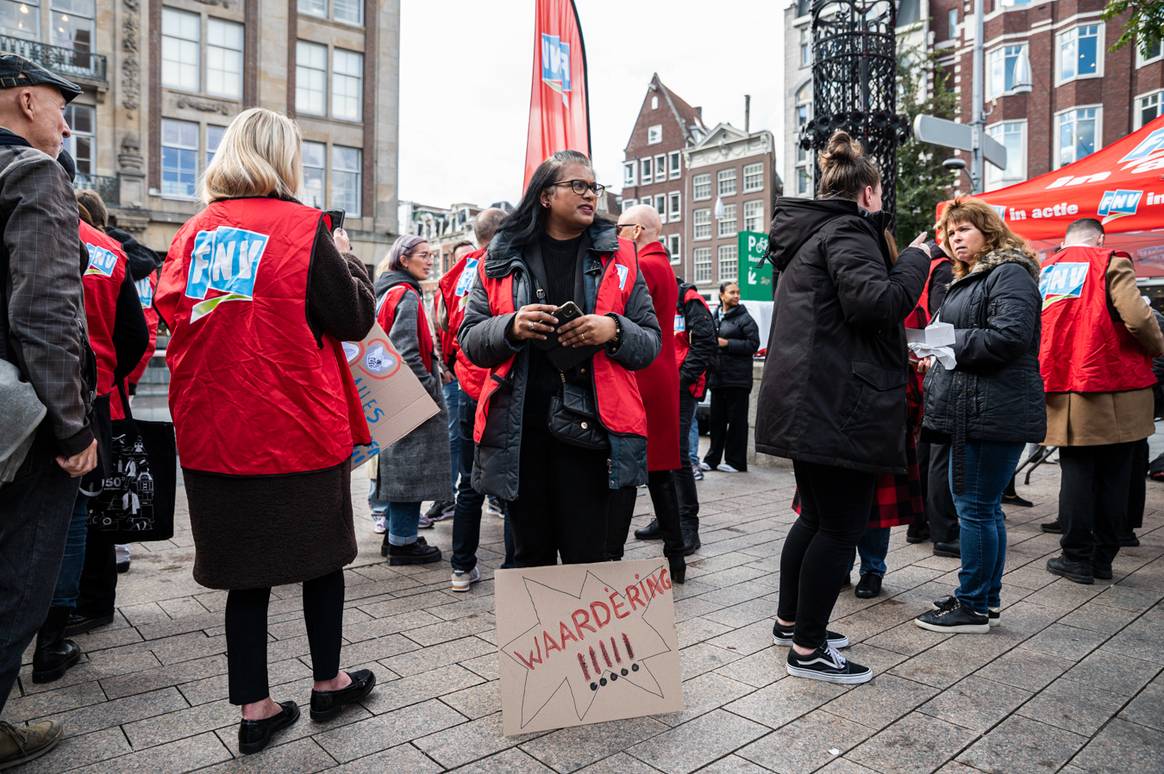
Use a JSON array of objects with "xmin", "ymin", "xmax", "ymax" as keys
[
  {"xmin": 616, "ymin": 223, "xmax": 640, "ymax": 232},
  {"xmin": 550, "ymin": 179, "xmax": 606, "ymax": 196}
]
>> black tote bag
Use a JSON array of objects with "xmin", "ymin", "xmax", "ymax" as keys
[{"xmin": 88, "ymin": 385, "xmax": 177, "ymax": 542}]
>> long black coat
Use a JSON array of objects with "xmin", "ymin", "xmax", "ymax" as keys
[
  {"xmin": 755, "ymin": 198, "xmax": 929, "ymax": 474},
  {"xmin": 711, "ymin": 304, "xmax": 760, "ymax": 389}
]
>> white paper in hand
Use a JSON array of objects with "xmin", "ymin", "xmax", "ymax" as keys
[{"xmin": 907, "ymin": 321, "xmax": 957, "ymax": 369}]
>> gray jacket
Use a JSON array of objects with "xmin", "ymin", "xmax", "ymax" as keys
[
  {"xmin": 459, "ymin": 221, "xmax": 661, "ymax": 500},
  {"xmin": 0, "ymin": 131, "xmax": 92, "ymax": 455}
]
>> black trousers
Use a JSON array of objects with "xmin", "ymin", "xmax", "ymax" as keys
[
  {"xmin": 778, "ymin": 460, "xmax": 875, "ymax": 649},
  {"xmin": 1127, "ymin": 438, "xmax": 1149, "ymax": 532},
  {"xmin": 676, "ymin": 389, "xmax": 700, "ymax": 533},
  {"xmin": 704, "ymin": 386, "xmax": 750, "ymax": 470},
  {"xmin": 605, "ymin": 471, "xmax": 685, "ymax": 560},
  {"xmin": 225, "ymin": 568, "xmax": 344, "ymax": 705},
  {"xmin": 508, "ymin": 426, "xmax": 610, "ymax": 567},
  {"xmin": 76, "ymin": 530, "xmax": 118, "ymax": 617},
  {"xmin": 920, "ymin": 440, "xmax": 958, "ymax": 543},
  {"xmin": 1059, "ymin": 443, "xmax": 1135, "ymax": 568}
]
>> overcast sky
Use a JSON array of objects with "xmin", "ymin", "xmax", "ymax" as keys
[{"xmin": 397, "ymin": 0, "xmax": 788, "ymax": 210}]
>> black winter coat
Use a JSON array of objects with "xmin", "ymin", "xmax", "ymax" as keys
[
  {"xmin": 755, "ymin": 198, "xmax": 929, "ymax": 474},
  {"xmin": 711, "ymin": 304, "xmax": 759, "ymax": 389},
  {"xmin": 922, "ymin": 247, "xmax": 1046, "ymax": 490}
]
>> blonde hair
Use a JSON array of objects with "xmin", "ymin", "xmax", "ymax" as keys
[
  {"xmin": 938, "ymin": 197, "xmax": 1034, "ymax": 279},
  {"xmin": 201, "ymin": 108, "xmax": 303, "ymax": 204}
]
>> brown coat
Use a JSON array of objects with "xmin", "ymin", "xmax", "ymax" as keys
[{"xmin": 1043, "ymin": 256, "xmax": 1164, "ymax": 447}]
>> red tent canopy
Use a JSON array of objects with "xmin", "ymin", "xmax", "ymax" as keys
[{"xmin": 940, "ymin": 115, "xmax": 1164, "ymax": 276}]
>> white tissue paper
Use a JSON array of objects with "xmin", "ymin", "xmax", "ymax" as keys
[{"xmin": 907, "ymin": 321, "xmax": 957, "ymax": 370}]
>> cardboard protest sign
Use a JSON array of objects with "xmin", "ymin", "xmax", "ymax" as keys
[
  {"xmin": 494, "ymin": 559, "xmax": 683, "ymax": 736},
  {"xmin": 343, "ymin": 323, "xmax": 439, "ymax": 468}
]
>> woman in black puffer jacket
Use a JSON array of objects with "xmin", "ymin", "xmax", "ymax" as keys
[
  {"xmin": 702, "ymin": 281, "xmax": 759, "ymax": 472},
  {"xmin": 914, "ymin": 197, "xmax": 1045, "ymax": 636}
]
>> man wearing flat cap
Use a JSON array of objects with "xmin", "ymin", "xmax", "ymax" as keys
[{"xmin": 0, "ymin": 54, "xmax": 94, "ymax": 768}]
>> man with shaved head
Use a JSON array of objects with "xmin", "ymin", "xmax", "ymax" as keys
[{"xmin": 607, "ymin": 204, "xmax": 688, "ymax": 578}]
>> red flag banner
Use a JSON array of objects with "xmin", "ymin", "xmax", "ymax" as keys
[{"xmin": 523, "ymin": 0, "xmax": 591, "ymax": 189}]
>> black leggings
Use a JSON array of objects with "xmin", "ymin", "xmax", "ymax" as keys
[
  {"xmin": 778, "ymin": 460, "xmax": 875, "ymax": 649},
  {"xmin": 225, "ymin": 569, "xmax": 344, "ymax": 705}
]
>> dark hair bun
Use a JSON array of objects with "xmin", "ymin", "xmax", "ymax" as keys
[{"xmin": 818, "ymin": 130, "xmax": 863, "ymax": 170}]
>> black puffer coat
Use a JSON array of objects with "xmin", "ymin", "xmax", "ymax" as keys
[
  {"xmin": 922, "ymin": 247, "xmax": 1046, "ymax": 490},
  {"xmin": 711, "ymin": 304, "xmax": 759, "ymax": 389},
  {"xmin": 755, "ymin": 198, "xmax": 929, "ymax": 474}
]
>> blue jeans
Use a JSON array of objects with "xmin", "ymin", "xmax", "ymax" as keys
[
  {"xmin": 451, "ymin": 390, "xmax": 486, "ymax": 571},
  {"xmin": 443, "ymin": 378, "xmax": 461, "ymax": 499},
  {"xmin": 688, "ymin": 399, "xmax": 700, "ymax": 466},
  {"xmin": 951, "ymin": 440, "xmax": 1024, "ymax": 614},
  {"xmin": 388, "ymin": 501, "xmax": 422, "ymax": 546},
  {"xmin": 852, "ymin": 526, "xmax": 890, "ymax": 578},
  {"xmin": 51, "ymin": 493, "xmax": 90, "ymax": 608}
]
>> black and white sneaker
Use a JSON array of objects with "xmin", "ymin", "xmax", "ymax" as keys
[
  {"xmin": 786, "ymin": 643, "xmax": 872, "ymax": 684},
  {"xmin": 772, "ymin": 622, "xmax": 849, "ymax": 649},
  {"xmin": 933, "ymin": 595, "xmax": 999, "ymax": 627},
  {"xmin": 915, "ymin": 599, "xmax": 989, "ymax": 633}
]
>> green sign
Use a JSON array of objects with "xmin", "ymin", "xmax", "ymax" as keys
[{"xmin": 737, "ymin": 230, "xmax": 773, "ymax": 301}]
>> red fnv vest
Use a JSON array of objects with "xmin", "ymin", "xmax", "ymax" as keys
[
  {"xmin": 156, "ymin": 198, "xmax": 369, "ymax": 476},
  {"xmin": 80, "ymin": 221, "xmax": 128, "ymax": 398},
  {"xmin": 675, "ymin": 284, "xmax": 712, "ymax": 399},
  {"xmin": 1039, "ymin": 245, "xmax": 1156, "ymax": 394},
  {"xmin": 472, "ymin": 241, "xmax": 648, "ymax": 444},
  {"xmin": 435, "ymin": 248, "xmax": 490, "ymax": 401},
  {"xmin": 378, "ymin": 284, "xmax": 434, "ymax": 375}
]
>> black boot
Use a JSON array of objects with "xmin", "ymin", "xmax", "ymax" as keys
[
  {"xmin": 668, "ymin": 555, "xmax": 686, "ymax": 585},
  {"xmin": 680, "ymin": 522, "xmax": 701, "ymax": 556},
  {"xmin": 634, "ymin": 519, "xmax": 662, "ymax": 540},
  {"xmin": 32, "ymin": 606, "xmax": 83, "ymax": 684}
]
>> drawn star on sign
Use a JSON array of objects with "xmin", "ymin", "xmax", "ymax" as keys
[{"xmin": 501, "ymin": 564, "xmax": 675, "ymax": 731}]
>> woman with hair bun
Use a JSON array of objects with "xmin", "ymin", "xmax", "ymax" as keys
[{"xmin": 756, "ymin": 130, "xmax": 931, "ymax": 684}]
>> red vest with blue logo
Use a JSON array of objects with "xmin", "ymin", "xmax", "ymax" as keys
[
  {"xmin": 377, "ymin": 283, "xmax": 434, "ymax": 374},
  {"xmin": 128, "ymin": 273, "xmax": 159, "ymax": 387},
  {"xmin": 1039, "ymin": 245, "xmax": 1156, "ymax": 394},
  {"xmin": 436, "ymin": 248, "xmax": 490, "ymax": 401},
  {"xmin": 675, "ymin": 283, "xmax": 711, "ymax": 399},
  {"xmin": 473, "ymin": 240, "xmax": 648, "ymax": 444},
  {"xmin": 80, "ymin": 221, "xmax": 128, "ymax": 398},
  {"xmin": 156, "ymin": 198, "xmax": 370, "ymax": 476}
]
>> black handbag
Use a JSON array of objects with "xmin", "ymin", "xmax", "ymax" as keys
[
  {"xmin": 88, "ymin": 385, "xmax": 177, "ymax": 542},
  {"xmin": 547, "ymin": 377, "xmax": 609, "ymax": 450}
]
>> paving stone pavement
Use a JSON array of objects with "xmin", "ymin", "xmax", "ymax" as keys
[{"xmin": 5, "ymin": 449, "xmax": 1164, "ymax": 773}]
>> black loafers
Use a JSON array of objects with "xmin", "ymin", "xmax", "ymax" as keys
[
  {"xmin": 855, "ymin": 573, "xmax": 882, "ymax": 599},
  {"xmin": 310, "ymin": 669, "xmax": 377, "ymax": 721},
  {"xmin": 238, "ymin": 700, "xmax": 299, "ymax": 755}
]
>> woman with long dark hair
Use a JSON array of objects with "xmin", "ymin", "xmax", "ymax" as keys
[
  {"xmin": 701, "ymin": 280, "xmax": 759, "ymax": 472},
  {"xmin": 756, "ymin": 131, "xmax": 930, "ymax": 684},
  {"xmin": 459, "ymin": 150, "xmax": 661, "ymax": 566}
]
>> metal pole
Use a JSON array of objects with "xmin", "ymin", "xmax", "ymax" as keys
[{"xmin": 970, "ymin": 0, "xmax": 985, "ymax": 193}]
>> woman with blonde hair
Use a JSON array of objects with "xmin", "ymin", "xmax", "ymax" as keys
[
  {"xmin": 914, "ymin": 197, "xmax": 1045, "ymax": 634},
  {"xmin": 155, "ymin": 107, "xmax": 378, "ymax": 754}
]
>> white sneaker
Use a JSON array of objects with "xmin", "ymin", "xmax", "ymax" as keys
[
  {"xmin": 372, "ymin": 514, "xmax": 387, "ymax": 534},
  {"xmin": 698, "ymin": 462, "xmax": 712, "ymax": 471},
  {"xmin": 451, "ymin": 566, "xmax": 481, "ymax": 592},
  {"xmin": 716, "ymin": 463, "xmax": 740, "ymax": 473}
]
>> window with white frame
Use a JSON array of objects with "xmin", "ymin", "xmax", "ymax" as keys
[
  {"xmin": 647, "ymin": 124, "xmax": 662, "ymax": 144},
  {"xmin": 640, "ymin": 157, "xmax": 653, "ymax": 185},
  {"xmin": 650, "ymin": 95, "xmax": 658, "ymax": 110},
  {"xmin": 668, "ymin": 191, "xmax": 681, "ymax": 223},
  {"xmin": 796, "ymin": 167, "xmax": 813, "ymax": 197},
  {"xmin": 654, "ymin": 154, "xmax": 666, "ymax": 181},
  {"xmin": 51, "ymin": 0, "xmax": 93, "ymax": 54},
  {"xmin": 718, "ymin": 244, "xmax": 738, "ymax": 282},
  {"xmin": 331, "ymin": 48, "xmax": 363, "ymax": 121},
  {"xmin": 296, "ymin": 41, "xmax": 327, "ymax": 115},
  {"xmin": 205, "ymin": 124, "xmax": 225, "ymax": 168},
  {"xmin": 718, "ymin": 204, "xmax": 737, "ymax": 238},
  {"xmin": 1138, "ymin": 35, "xmax": 1163, "ymax": 67},
  {"xmin": 693, "ymin": 173, "xmax": 711, "ymax": 200},
  {"xmin": 620, "ymin": 198, "xmax": 636, "ymax": 213},
  {"xmin": 694, "ymin": 248, "xmax": 712, "ymax": 283},
  {"xmin": 947, "ymin": 8, "xmax": 957, "ymax": 40},
  {"xmin": 693, "ymin": 209, "xmax": 711, "ymax": 240},
  {"xmin": 668, "ymin": 151, "xmax": 680, "ymax": 179},
  {"xmin": 985, "ymin": 120, "xmax": 1026, "ymax": 190},
  {"xmin": 717, "ymin": 168, "xmax": 737, "ymax": 197},
  {"xmin": 667, "ymin": 234, "xmax": 681, "ymax": 263},
  {"xmin": 743, "ymin": 163, "xmax": 763, "ymax": 192},
  {"xmin": 64, "ymin": 103, "xmax": 93, "ymax": 178},
  {"xmin": 1, "ymin": 0, "xmax": 40, "ymax": 39},
  {"xmin": 986, "ymin": 44, "xmax": 1030, "ymax": 98},
  {"xmin": 744, "ymin": 200, "xmax": 763, "ymax": 233},
  {"xmin": 205, "ymin": 18, "xmax": 243, "ymax": 99},
  {"xmin": 161, "ymin": 8, "xmax": 200, "ymax": 91},
  {"xmin": 623, "ymin": 161, "xmax": 636, "ymax": 186},
  {"xmin": 331, "ymin": 145, "xmax": 361, "ymax": 216},
  {"xmin": 298, "ymin": 0, "xmax": 361, "ymax": 25},
  {"xmin": 1137, "ymin": 90, "xmax": 1163, "ymax": 129},
  {"xmin": 1055, "ymin": 107, "xmax": 1100, "ymax": 167},
  {"xmin": 799, "ymin": 27, "xmax": 810, "ymax": 67},
  {"xmin": 795, "ymin": 94, "xmax": 812, "ymax": 195},
  {"xmin": 1057, "ymin": 23, "xmax": 1102, "ymax": 84},
  {"xmin": 161, "ymin": 118, "xmax": 199, "ymax": 197},
  {"xmin": 653, "ymin": 194, "xmax": 666, "ymax": 216}
]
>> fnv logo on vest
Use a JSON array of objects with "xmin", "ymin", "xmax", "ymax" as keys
[
  {"xmin": 184, "ymin": 226, "xmax": 270, "ymax": 322},
  {"xmin": 1040, "ymin": 263, "xmax": 1088, "ymax": 310},
  {"xmin": 541, "ymin": 33, "xmax": 571, "ymax": 104},
  {"xmin": 1098, "ymin": 190, "xmax": 1142, "ymax": 224},
  {"xmin": 85, "ymin": 244, "xmax": 118, "ymax": 277},
  {"xmin": 135, "ymin": 277, "xmax": 154, "ymax": 308}
]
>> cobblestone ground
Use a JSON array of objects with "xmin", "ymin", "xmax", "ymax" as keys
[{"xmin": 5, "ymin": 451, "xmax": 1164, "ymax": 773}]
